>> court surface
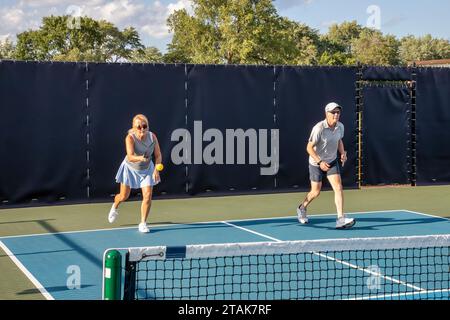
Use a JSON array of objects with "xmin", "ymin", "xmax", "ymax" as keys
[{"xmin": 1, "ymin": 209, "xmax": 449, "ymax": 300}]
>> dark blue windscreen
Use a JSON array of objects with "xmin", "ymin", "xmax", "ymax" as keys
[
  {"xmin": 416, "ymin": 67, "xmax": 450, "ymax": 185},
  {"xmin": 362, "ymin": 66, "xmax": 411, "ymax": 81},
  {"xmin": 362, "ymin": 86, "xmax": 410, "ymax": 185},
  {"xmin": 87, "ymin": 63, "xmax": 187, "ymax": 200},
  {"xmin": 0, "ymin": 61, "xmax": 86, "ymax": 205},
  {"xmin": 186, "ymin": 65, "xmax": 276, "ymax": 195},
  {"xmin": 276, "ymin": 66, "xmax": 357, "ymax": 190}
]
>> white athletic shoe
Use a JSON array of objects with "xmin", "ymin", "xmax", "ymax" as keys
[
  {"xmin": 108, "ymin": 205, "xmax": 119, "ymax": 223},
  {"xmin": 297, "ymin": 205, "xmax": 309, "ymax": 224},
  {"xmin": 336, "ymin": 217, "xmax": 355, "ymax": 229},
  {"xmin": 138, "ymin": 222, "xmax": 150, "ymax": 233}
]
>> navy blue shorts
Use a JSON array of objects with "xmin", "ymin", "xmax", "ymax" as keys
[{"xmin": 309, "ymin": 159, "xmax": 341, "ymax": 182}]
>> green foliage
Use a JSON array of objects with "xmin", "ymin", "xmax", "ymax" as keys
[
  {"xmin": 276, "ymin": 18, "xmax": 321, "ymax": 65},
  {"xmin": 399, "ymin": 34, "xmax": 450, "ymax": 64},
  {"xmin": 15, "ymin": 15, "xmax": 144, "ymax": 62},
  {"xmin": 129, "ymin": 46, "xmax": 164, "ymax": 63},
  {"xmin": 351, "ymin": 29, "xmax": 401, "ymax": 66},
  {"xmin": 0, "ymin": 38, "xmax": 15, "ymax": 59},
  {"xmin": 318, "ymin": 51, "xmax": 356, "ymax": 66},
  {"xmin": 323, "ymin": 21, "xmax": 364, "ymax": 54},
  {"xmin": 7, "ymin": 8, "xmax": 450, "ymax": 66},
  {"xmin": 166, "ymin": 0, "xmax": 321, "ymax": 65}
]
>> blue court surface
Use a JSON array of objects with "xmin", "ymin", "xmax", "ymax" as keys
[{"xmin": 1, "ymin": 210, "xmax": 449, "ymax": 300}]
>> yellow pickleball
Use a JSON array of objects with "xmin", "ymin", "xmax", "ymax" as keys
[{"xmin": 156, "ymin": 163, "xmax": 164, "ymax": 172}]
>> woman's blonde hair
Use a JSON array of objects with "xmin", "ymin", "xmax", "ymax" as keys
[{"xmin": 128, "ymin": 114, "xmax": 149, "ymax": 134}]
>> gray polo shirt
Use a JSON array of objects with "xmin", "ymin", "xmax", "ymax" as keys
[{"xmin": 308, "ymin": 120, "xmax": 344, "ymax": 166}]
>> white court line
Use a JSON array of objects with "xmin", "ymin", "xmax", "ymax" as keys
[
  {"xmin": 0, "ymin": 240, "xmax": 54, "ymax": 300},
  {"xmin": 1, "ymin": 208, "xmax": 442, "ymax": 301},
  {"xmin": 312, "ymin": 251, "xmax": 424, "ymax": 291},
  {"xmin": 344, "ymin": 288, "xmax": 450, "ymax": 300},
  {"xmin": 221, "ymin": 221, "xmax": 281, "ymax": 242},
  {"xmin": 222, "ymin": 221, "xmax": 426, "ymax": 293},
  {"xmin": 0, "ymin": 209, "xmax": 411, "ymax": 240},
  {"xmin": 403, "ymin": 210, "xmax": 450, "ymax": 221}
]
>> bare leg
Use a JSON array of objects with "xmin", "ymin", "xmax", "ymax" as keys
[
  {"xmin": 327, "ymin": 174, "xmax": 344, "ymax": 219},
  {"xmin": 301, "ymin": 181, "xmax": 322, "ymax": 209},
  {"xmin": 140, "ymin": 186, "xmax": 153, "ymax": 224},
  {"xmin": 113, "ymin": 184, "xmax": 130, "ymax": 208}
]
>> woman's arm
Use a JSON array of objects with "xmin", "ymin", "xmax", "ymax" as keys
[
  {"xmin": 153, "ymin": 133, "xmax": 162, "ymax": 165},
  {"xmin": 125, "ymin": 135, "xmax": 146, "ymax": 162}
]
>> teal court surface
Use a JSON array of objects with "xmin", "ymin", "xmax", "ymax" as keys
[{"xmin": 1, "ymin": 210, "xmax": 449, "ymax": 300}]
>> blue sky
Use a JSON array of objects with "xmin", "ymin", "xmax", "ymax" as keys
[
  {"xmin": 276, "ymin": 0, "xmax": 450, "ymax": 39},
  {"xmin": 0, "ymin": 0, "xmax": 448, "ymax": 53}
]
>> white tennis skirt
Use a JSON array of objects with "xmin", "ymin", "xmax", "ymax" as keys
[{"xmin": 115, "ymin": 160, "xmax": 159, "ymax": 189}]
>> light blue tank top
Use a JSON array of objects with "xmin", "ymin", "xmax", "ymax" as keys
[{"xmin": 125, "ymin": 132, "xmax": 155, "ymax": 170}]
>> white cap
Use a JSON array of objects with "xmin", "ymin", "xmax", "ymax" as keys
[{"xmin": 325, "ymin": 102, "xmax": 342, "ymax": 112}]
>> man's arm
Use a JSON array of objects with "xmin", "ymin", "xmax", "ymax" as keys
[
  {"xmin": 306, "ymin": 141, "xmax": 321, "ymax": 164},
  {"xmin": 307, "ymin": 141, "xmax": 330, "ymax": 171},
  {"xmin": 338, "ymin": 139, "xmax": 347, "ymax": 165}
]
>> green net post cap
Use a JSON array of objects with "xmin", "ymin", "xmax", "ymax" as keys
[{"xmin": 103, "ymin": 250, "xmax": 122, "ymax": 300}]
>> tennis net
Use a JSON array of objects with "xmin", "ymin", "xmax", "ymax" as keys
[{"xmin": 105, "ymin": 234, "xmax": 450, "ymax": 300}]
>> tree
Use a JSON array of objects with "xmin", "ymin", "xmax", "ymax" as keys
[
  {"xmin": 166, "ymin": 0, "xmax": 318, "ymax": 65},
  {"xmin": 166, "ymin": 9, "xmax": 208, "ymax": 63},
  {"xmin": 15, "ymin": 15, "xmax": 144, "ymax": 62},
  {"xmin": 317, "ymin": 21, "xmax": 365, "ymax": 66},
  {"xmin": 163, "ymin": 45, "xmax": 192, "ymax": 64},
  {"xmin": 399, "ymin": 35, "xmax": 450, "ymax": 64},
  {"xmin": 351, "ymin": 29, "xmax": 400, "ymax": 65},
  {"xmin": 0, "ymin": 38, "xmax": 15, "ymax": 59},
  {"xmin": 275, "ymin": 18, "xmax": 320, "ymax": 65},
  {"xmin": 324, "ymin": 21, "xmax": 364, "ymax": 54},
  {"xmin": 129, "ymin": 46, "xmax": 164, "ymax": 63},
  {"xmin": 317, "ymin": 51, "xmax": 356, "ymax": 66}
]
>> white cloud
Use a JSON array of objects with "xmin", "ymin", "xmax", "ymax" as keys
[
  {"xmin": 83, "ymin": 0, "xmax": 146, "ymax": 25},
  {"xmin": 0, "ymin": 0, "xmax": 194, "ymax": 45},
  {"xmin": 18, "ymin": 0, "xmax": 106, "ymax": 7},
  {"xmin": 0, "ymin": 34, "xmax": 12, "ymax": 42},
  {"xmin": 137, "ymin": 0, "xmax": 193, "ymax": 38},
  {"xmin": 3, "ymin": 7, "xmax": 25, "ymax": 25},
  {"xmin": 0, "ymin": 5, "xmax": 41, "ymax": 38},
  {"xmin": 168, "ymin": 0, "xmax": 193, "ymax": 15},
  {"xmin": 82, "ymin": 0, "xmax": 193, "ymax": 39}
]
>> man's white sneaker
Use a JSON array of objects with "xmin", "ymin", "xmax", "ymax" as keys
[
  {"xmin": 336, "ymin": 217, "xmax": 355, "ymax": 229},
  {"xmin": 297, "ymin": 205, "xmax": 309, "ymax": 224},
  {"xmin": 138, "ymin": 222, "xmax": 150, "ymax": 233},
  {"xmin": 108, "ymin": 205, "xmax": 119, "ymax": 223}
]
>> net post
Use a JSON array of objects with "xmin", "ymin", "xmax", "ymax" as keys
[
  {"xmin": 103, "ymin": 249, "xmax": 122, "ymax": 300},
  {"xmin": 123, "ymin": 252, "xmax": 136, "ymax": 300}
]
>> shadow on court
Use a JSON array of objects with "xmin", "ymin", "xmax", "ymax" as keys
[
  {"xmin": 35, "ymin": 220, "xmax": 102, "ymax": 266},
  {"xmin": 119, "ymin": 221, "xmax": 178, "ymax": 227},
  {"xmin": 115, "ymin": 215, "xmax": 449, "ymax": 233},
  {"xmin": 307, "ymin": 217, "xmax": 446, "ymax": 230},
  {"xmin": 234, "ymin": 216, "xmax": 448, "ymax": 231},
  {"xmin": 17, "ymin": 285, "xmax": 95, "ymax": 296},
  {"xmin": 0, "ymin": 219, "xmax": 56, "ymax": 225},
  {"xmin": 117, "ymin": 222, "xmax": 242, "ymax": 233},
  {"xmin": 0, "ymin": 249, "xmax": 75, "ymax": 258}
]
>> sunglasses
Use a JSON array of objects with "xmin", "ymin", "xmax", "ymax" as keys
[
  {"xmin": 136, "ymin": 124, "xmax": 148, "ymax": 130},
  {"xmin": 329, "ymin": 110, "xmax": 341, "ymax": 115}
]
